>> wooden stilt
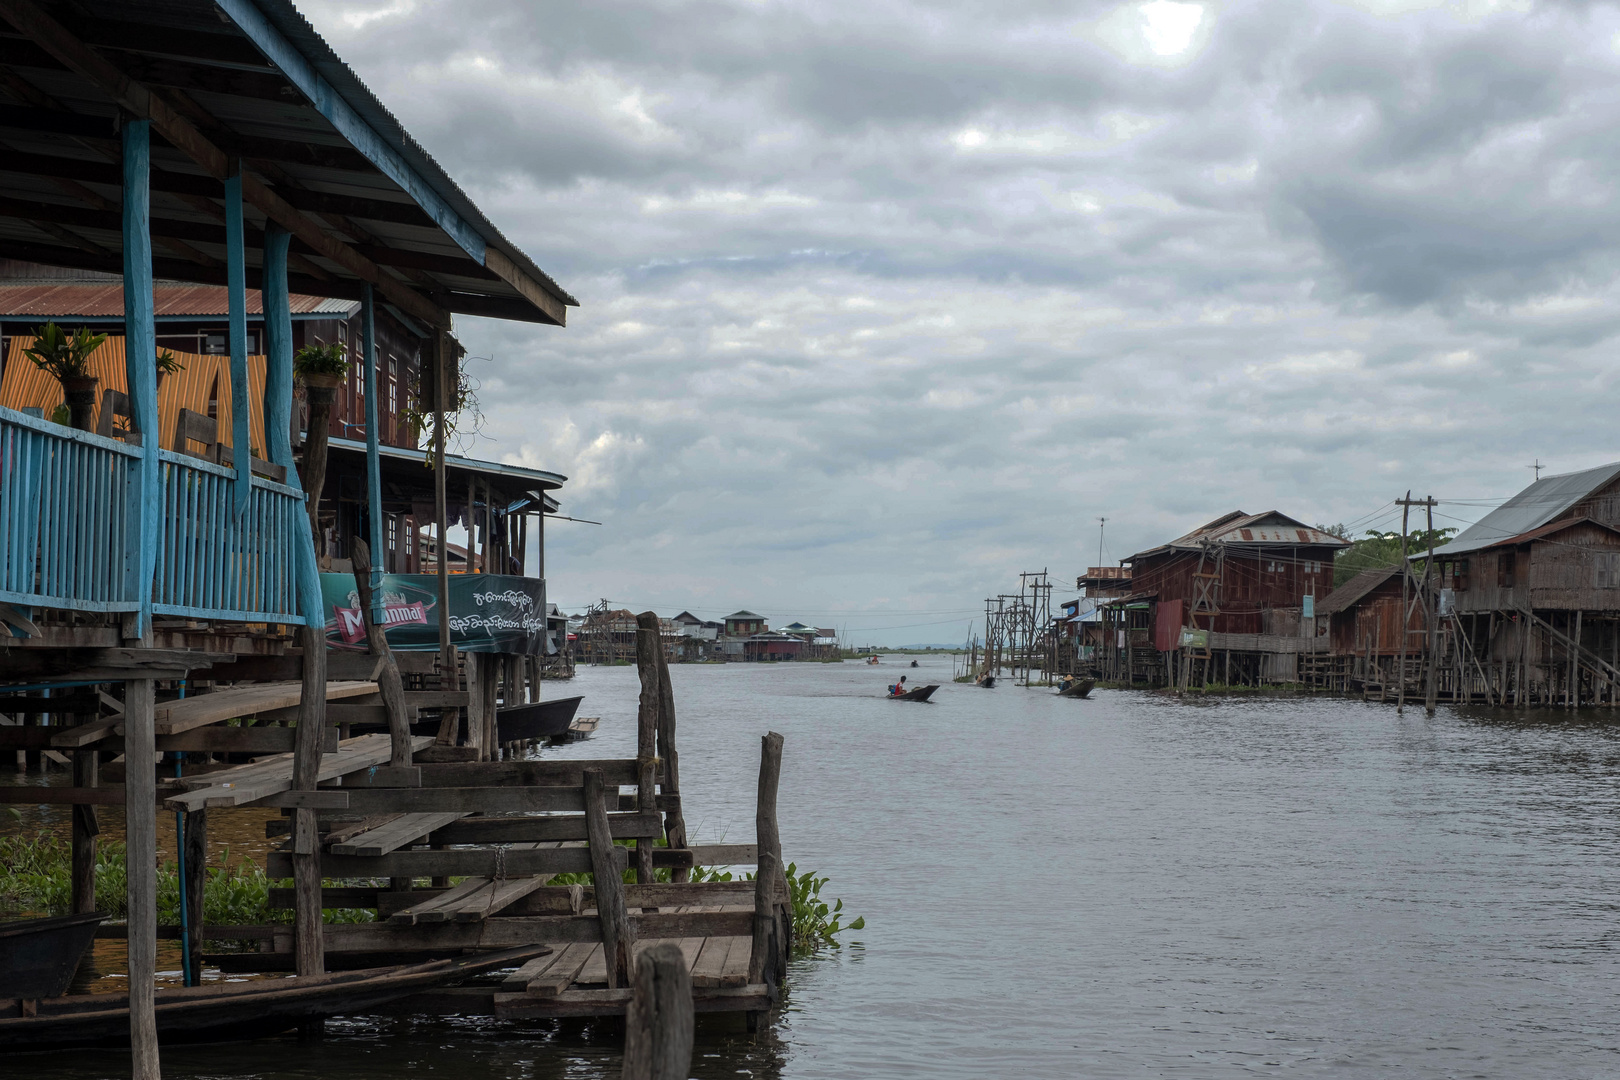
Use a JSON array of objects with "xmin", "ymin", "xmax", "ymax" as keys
[
  {"xmin": 71, "ymin": 713, "xmax": 99, "ymax": 915},
  {"xmin": 582, "ymin": 768, "xmax": 632, "ymax": 988},
  {"xmin": 633, "ymin": 613, "xmax": 661, "ymax": 885},
  {"xmin": 351, "ymin": 539, "xmax": 412, "ymax": 767},
  {"xmin": 124, "ymin": 678, "xmax": 160, "ymax": 1079},
  {"xmin": 621, "ymin": 941, "xmax": 695, "ymax": 1080},
  {"xmin": 184, "ymin": 808, "xmax": 206, "ymax": 970}
]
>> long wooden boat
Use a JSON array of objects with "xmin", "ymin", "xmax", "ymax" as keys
[
  {"xmin": 888, "ymin": 684, "xmax": 939, "ymax": 702},
  {"xmin": 495, "ymin": 696, "xmax": 583, "ymax": 743},
  {"xmin": 0, "ymin": 912, "xmax": 104, "ymax": 1000},
  {"xmin": 0, "ymin": 944, "xmax": 549, "ymax": 1052},
  {"xmin": 1057, "ymin": 678, "xmax": 1096, "ymax": 699}
]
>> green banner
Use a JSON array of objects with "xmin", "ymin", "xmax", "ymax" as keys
[{"xmin": 319, "ymin": 573, "xmax": 547, "ymax": 654}]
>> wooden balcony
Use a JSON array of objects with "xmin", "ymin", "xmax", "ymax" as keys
[{"xmin": 1, "ymin": 404, "xmax": 305, "ymax": 624}]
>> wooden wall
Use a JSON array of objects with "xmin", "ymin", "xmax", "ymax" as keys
[{"xmin": 1131, "ymin": 545, "xmax": 1338, "ymax": 634}]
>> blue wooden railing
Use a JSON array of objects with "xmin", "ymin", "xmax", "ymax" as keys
[
  {"xmin": 0, "ymin": 405, "xmax": 307, "ymax": 623},
  {"xmin": 0, "ymin": 406, "xmax": 140, "ymax": 613}
]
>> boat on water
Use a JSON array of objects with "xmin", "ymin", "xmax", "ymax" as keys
[
  {"xmin": 0, "ymin": 912, "xmax": 104, "ymax": 1001},
  {"xmin": 865, "ymin": 656, "xmax": 880, "ymax": 665},
  {"xmin": 554, "ymin": 714, "xmax": 600, "ymax": 745},
  {"xmin": 888, "ymin": 684, "xmax": 939, "ymax": 702},
  {"xmin": 975, "ymin": 674, "xmax": 996, "ymax": 688},
  {"xmin": 1057, "ymin": 677, "xmax": 1096, "ymax": 699},
  {"xmin": 909, "ymin": 660, "xmax": 919, "ymax": 667},
  {"xmin": 0, "ymin": 945, "xmax": 549, "ymax": 1052},
  {"xmin": 495, "ymin": 695, "xmax": 583, "ymax": 743}
]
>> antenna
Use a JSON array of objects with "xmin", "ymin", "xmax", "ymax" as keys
[
  {"xmin": 1097, "ymin": 516, "xmax": 1107, "ymax": 569},
  {"xmin": 1528, "ymin": 458, "xmax": 1543, "ymax": 481}
]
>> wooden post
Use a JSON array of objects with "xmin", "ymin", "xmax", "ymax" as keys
[
  {"xmin": 301, "ymin": 386, "xmax": 333, "ymax": 550},
  {"xmin": 433, "ymin": 333, "xmax": 457, "ymax": 745},
  {"xmin": 121, "ymin": 117, "xmax": 160, "ymax": 639},
  {"xmin": 184, "ymin": 808, "xmax": 206, "ymax": 971},
  {"xmin": 582, "ymin": 768, "xmax": 632, "ymax": 988},
  {"xmin": 71, "ymin": 710, "xmax": 99, "ymax": 915},
  {"xmin": 633, "ymin": 612, "xmax": 662, "ymax": 884},
  {"xmin": 351, "ymin": 540, "xmax": 412, "ymax": 767},
  {"xmin": 224, "ymin": 164, "xmax": 252, "ymax": 515},
  {"xmin": 748, "ymin": 849, "xmax": 783, "ymax": 989},
  {"xmin": 483, "ymin": 653, "xmax": 500, "ymax": 758},
  {"xmin": 654, "ymin": 621, "xmax": 689, "ymax": 882},
  {"xmin": 124, "ymin": 678, "xmax": 160, "ymax": 1079},
  {"xmin": 1572, "ymin": 610, "xmax": 1582, "ymax": 708},
  {"xmin": 622, "ymin": 941, "xmax": 694, "ymax": 1080},
  {"xmin": 755, "ymin": 731, "xmax": 789, "ymax": 963},
  {"xmin": 360, "ymin": 283, "xmax": 385, "ymax": 604}
]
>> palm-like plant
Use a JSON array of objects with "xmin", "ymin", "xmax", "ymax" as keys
[{"xmin": 24, "ymin": 322, "xmax": 107, "ymax": 381}]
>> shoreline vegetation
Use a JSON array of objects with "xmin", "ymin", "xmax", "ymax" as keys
[{"xmin": 0, "ymin": 832, "xmax": 862, "ymax": 957}]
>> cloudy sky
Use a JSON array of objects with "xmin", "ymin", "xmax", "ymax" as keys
[{"xmin": 305, "ymin": 0, "xmax": 1620, "ymax": 642}]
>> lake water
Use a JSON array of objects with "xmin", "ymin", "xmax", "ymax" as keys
[{"xmin": 15, "ymin": 654, "xmax": 1620, "ymax": 1078}]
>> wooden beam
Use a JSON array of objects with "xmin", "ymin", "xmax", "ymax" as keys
[
  {"xmin": 0, "ymin": 647, "xmax": 230, "ymax": 679},
  {"xmin": 428, "ymin": 811, "xmax": 663, "ymax": 846},
  {"xmin": 483, "ymin": 247, "xmax": 569, "ymax": 327},
  {"xmin": 0, "ymin": 0, "xmax": 447, "ymax": 327},
  {"xmin": 267, "ymin": 845, "xmax": 613, "ymax": 880}
]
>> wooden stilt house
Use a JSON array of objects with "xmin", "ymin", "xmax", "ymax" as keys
[{"xmin": 0, "ymin": 1, "xmax": 785, "ymax": 1070}]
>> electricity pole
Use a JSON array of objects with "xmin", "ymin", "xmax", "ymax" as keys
[{"xmin": 1396, "ymin": 494, "xmax": 1441, "ymax": 715}]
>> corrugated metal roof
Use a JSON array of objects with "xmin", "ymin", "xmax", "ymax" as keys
[
  {"xmin": 0, "ymin": 282, "xmax": 356, "ymax": 318},
  {"xmin": 1128, "ymin": 510, "xmax": 1348, "ymax": 562},
  {"xmin": 1428, "ymin": 462, "xmax": 1620, "ymax": 558},
  {"xmin": 1, "ymin": 335, "xmax": 268, "ymax": 453},
  {"xmin": 1313, "ymin": 568, "xmax": 1399, "ymax": 616},
  {"xmin": 325, "ymin": 436, "xmax": 566, "ymax": 490}
]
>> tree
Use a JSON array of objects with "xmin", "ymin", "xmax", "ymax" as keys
[{"xmin": 1317, "ymin": 523, "xmax": 1458, "ymax": 587}]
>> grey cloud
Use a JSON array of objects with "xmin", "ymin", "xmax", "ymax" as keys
[{"xmin": 297, "ymin": 0, "xmax": 1620, "ymax": 632}]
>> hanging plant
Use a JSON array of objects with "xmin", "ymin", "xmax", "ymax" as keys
[
  {"xmin": 293, "ymin": 342, "xmax": 350, "ymax": 381},
  {"xmin": 401, "ymin": 352, "xmax": 483, "ymax": 468}
]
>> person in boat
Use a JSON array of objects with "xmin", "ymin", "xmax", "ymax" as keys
[{"xmin": 890, "ymin": 676, "xmax": 908, "ymax": 697}]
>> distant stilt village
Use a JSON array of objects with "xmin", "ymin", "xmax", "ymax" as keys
[{"xmin": 989, "ymin": 462, "xmax": 1620, "ymax": 708}]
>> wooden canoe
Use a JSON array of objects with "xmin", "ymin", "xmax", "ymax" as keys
[
  {"xmin": 887, "ymin": 684, "xmax": 939, "ymax": 702},
  {"xmin": 1057, "ymin": 678, "xmax": 1096, "ymax": 699},
  {"xmin": 0, "ymin": 944, "xmax": 549, "ymax": 1052},
  {"xmin": 975, "ymin": 675, "xmax": 996, "ymax": 688},
  {"xmin": 0, "ymin": 912, "xmax": 104, "ymax": 1000},
  {"xmin": 495, "ymin": 696, "xmax": 583, "ymax": 743}
]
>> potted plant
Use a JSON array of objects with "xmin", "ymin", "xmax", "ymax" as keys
[
  {"xmin": 24, "ymin": 322, "xmax": 108, "ymax": 431},
  {"xmin": 156, "ymin": 348, "xmax": 184, "ymax": 388},
  {"xmin": 293, "ymin": 342, "xmax": 349, "ymax": 407}
]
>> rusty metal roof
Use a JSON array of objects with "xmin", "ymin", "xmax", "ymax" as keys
[
  {"xmin": 1128, "ymin": 510, "xmax": 1349, "ymax": 563},
  {"xmin": 1313, "ymin": 568, "xmax": 1399, "ymax": 617},
  {"xmin": 0, "ymin": 280, "xmax": 356, "ymax": 318}
]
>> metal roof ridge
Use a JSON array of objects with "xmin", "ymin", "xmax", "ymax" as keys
[{"xmin": 246, "ymin": 0, "xmax": 578, "ymax": 309}]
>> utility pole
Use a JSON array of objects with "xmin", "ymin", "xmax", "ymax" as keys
[
  {"xmin": 1528, "ymin": 459, "xmax": 1543, "ymax": 482},
  {"xmin": 1097, "ymin": 517, "xmax": 1107, "ymax": 570},
  {"xmin": 1396, "ymin": 494, "xmax": 1441, "ymax": 715},
  {"xmin": 1397, "ymin": 492, "xmax": 1410, "ymax": 714}
]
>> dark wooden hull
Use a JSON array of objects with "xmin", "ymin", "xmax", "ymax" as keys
[
  {"xmin": 976, "ymin": 676, "xmax": 996, "ymax": 688},
  {"xmin": 1057, "ymin": 679, "xmax": 1096, "ymax": 698},
  {"xmin": 496, "ymin": 696, "xmax": 582, "ymax": 742},
  {"xmin": 0, "ymin": 912, "xmax": 104, "ymax": 1000},
  {"xmin": 0, "ymin": 945, "xmax": 549, "ymax": 1052},
  {"xmin": 888, "ymin": 684, "xmax": 939, "ymax": 702}
]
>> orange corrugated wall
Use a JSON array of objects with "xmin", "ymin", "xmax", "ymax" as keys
[{"xmin": 1, "ymin": 336, "xmax": 268, "ymax": 454}]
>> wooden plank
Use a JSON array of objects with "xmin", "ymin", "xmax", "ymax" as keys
[
  {"xmin": 389, "ymin": 876, "xmax": 494, "ymax": 925},
  {"xmin": 416, "ymin": 758, "xmax": 649, "ymax": 788},
  {"xmin": 329, "ymin": 811, "xmax": 466, "ymax": 856},
  {"xmin": 500, "ymin": 948, "xmax": 569, "ymax": 992},
  {"xmin": 718, "ymin": 934, "xmax": 753, "ymax": 988},
  {"xmin": 262, "ymin": 910, "xmax": 751, "ymax": 951},
  {"xmin": 689, "ymin": 937, "xmax": 736, "ymax": 989},
  {"xmin": 336, "ymin": 786, "xmax": 588, "ymax": 813},
  {"xmin": 0, "ymin": 785, "xmax": 133, "ymax": 805},
  {"xmin": 621, "ymin": 882, "xmax": 755, "ymax": 909},
  {"xmin": 266, "ymin": 844, "xmax": 615, "ymax": 879},
  {"xmin": 492, "ymin": 984, "xmax": 771, "ymax": 1019},
  {"xmin": 267, "ymin": 886, "xmax": 449, "ymax": 911},
  {"xmin": 525, "ymin": 941, "xmax": 597, "ymax": 997},
  {"xmin": 429, "ymin": 811, "xmax": 663, "ymax": 845},
  {"xmin": 573, "ymin": 942, "xmax": 608, "ymax": 988},
  {"xmin": 243, "ymin": 789, "xmax": 350, "ymax": 809},
  {"xmin": 48, "ymin": 716, "xmax": 122, "ymax": 748},
  {"xmin": 164, "ymin": 733, "xmax": 432, "ymax": 810},
  {"xmin": 654, "ymin": 845, "xmax": 757, "ymax": 869},
  {"xmin": 149, "ymin": 680, "xmax": 377, "ymax": 735},
  {"xmin": 334, "ymin": 766, "xmax": 422, "ymax": 788},
  {"xmin": 455, "ymin": 874, "xmax": 554, "ymax": 922}
]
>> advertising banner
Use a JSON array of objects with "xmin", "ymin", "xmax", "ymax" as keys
[{"xmin": 319, "ymin": 573, "xmax": 547, "ymax": 654}]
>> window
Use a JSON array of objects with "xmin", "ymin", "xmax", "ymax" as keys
[
  {"xmin": 1598, "ymin": 553, "xmax": 1620, "ymax": 589},
  {"xmin": 1498, "ymin": 552, "xmax": 1516, "ymax": 589},
  {"xmin": 388, "ymin": 357, "xmax": 399, "ymax": 420}
]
